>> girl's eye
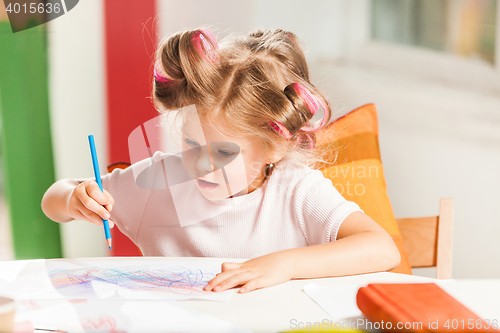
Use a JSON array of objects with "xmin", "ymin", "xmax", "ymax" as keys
[
  {"xmin": 218, "ymin": 150, "xmax": 234, "ymax": 157},
  {"xmin": 184, "ymin": 138, "xmax": 234, "ymax": 156},
  {"xmin": 184, "ymin": 138, "xmax": 199, "ymax": 147}
]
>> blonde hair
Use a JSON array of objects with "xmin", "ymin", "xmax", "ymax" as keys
[{"xmin": 152, "ymin": 28, "xmax": 334, "ymax": 170}]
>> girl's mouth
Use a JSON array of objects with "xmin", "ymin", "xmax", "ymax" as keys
[{"xmin": 197, "ymin": 178, "xmax": 219, "ymax": 191}]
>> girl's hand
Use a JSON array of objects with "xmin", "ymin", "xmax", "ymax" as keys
[
  {"xmin": 203, "ymin": 251, "xmax": 295, "ymax": 294},
  {"xmin": 66, "ymin": 180, "xmax": 115, "ymax": 228}
]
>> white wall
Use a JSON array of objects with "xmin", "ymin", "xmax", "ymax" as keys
[
  {"xmin": 158, "ymin": 0, "xmax": 252, "ymax": 40},
  {"xmin": 47, "ymin": 0, "xmax": 108, "ymax": 258},
  {"xmin": 158, "ymin": 0, "xmax": 369, "ymax": 63},
  {"xmin": 309, "ymin": 63, "xmax": 500, "ymax": 279},
  {"xmin": 251, "ymin": 0, "xmax": 371, "ymax": 63}
]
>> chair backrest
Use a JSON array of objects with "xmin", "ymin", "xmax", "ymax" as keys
[
  {"xmin": 107, "ymin": 162, "xmax": 131, "ymax": 173},
  {"xmin": 396, "ymin": 198, "xmax": 454, "ymax": 279}
]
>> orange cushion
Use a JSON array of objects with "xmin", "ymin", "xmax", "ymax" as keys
[{"xmin": 315, "ymin": 103, "xmax": 412, "ymax": 275}]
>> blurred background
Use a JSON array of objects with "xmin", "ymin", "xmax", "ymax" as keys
[{"xmin": 0, "ymin": 0, "xmax": 499, "ymax": 278}]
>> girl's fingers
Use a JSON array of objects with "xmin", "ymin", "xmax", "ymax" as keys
[
  {"xmin": 80, "ymin": 196, "xmax": 110, "ymax": 221},
  {"xmin": 81, "ymin": 207, "xmax": 107, "ymax": 226},
  {"xmin": 86, "ymin": 181, "xmax": 110, "ymax": 207},
  {"xmin": 104, "ymin": 203, "xmax": 113, "ymax": 212},
  {"xmin": 75, "ymin": 208, "xmax": 115, "ymax": 229},
  {"xmin": 78, "ymin": 208, "xmax": 114, "ymax": 228},
  {"xmin": 211, "ymin": 271, "xmax": 255, "ymax": 293},
  {"xmin": 72, "ymin": 208, "xmax": 88, "ymax": 223},
  {"xmin": 78, "ymin": 208, "xmax": 103, "ymax": 226},
  {"xmin": 204, "ymin": 269, "xmax": 243, "ymax": 291},
  {"xmin": 84, "ymin": 182, "xmax": 114, "ymax": 216},
  {"xmin": 204, "ymin": 263, "xmax": 244, "ymax": 291},
  {"xmin": 103, "ymin": 190, "xmax": 115, "ymax": 207},
  {"xmin": 221, "ymin": 262, "xmax": 241, "ymax": 272},
  {"xmin": 68, "ymin": 181, "xmax": 115, "ymax": 227},
  {"xmin": 238, "ymin": 278, "xmax": 263, "ymax": 293}
]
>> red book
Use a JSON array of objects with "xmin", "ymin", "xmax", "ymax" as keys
[{"xmin": 356, "ymin": 283, "xmax": 499, "ymax": 332}]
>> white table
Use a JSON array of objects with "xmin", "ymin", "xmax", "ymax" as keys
[
  {"xmin": 174, "ymin": 258, "xmax": 500, "ymax": 333},
  {"xmin": 3, "ymin": 257, "xmax": 500, "ymax": 333}
]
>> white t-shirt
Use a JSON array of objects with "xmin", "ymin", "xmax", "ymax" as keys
[{"xmin": 101, "ymin": 151, "xmax": 363, "ymax": 259}]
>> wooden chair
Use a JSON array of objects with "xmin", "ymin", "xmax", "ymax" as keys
[{"xmin": 396, "ymin": 198, "xmax": 454, "ymax": 279}]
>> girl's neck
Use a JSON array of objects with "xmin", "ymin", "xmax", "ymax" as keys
[{"xmin": 230, "ymin": 163, "xmax": 274, "ymax": 198}]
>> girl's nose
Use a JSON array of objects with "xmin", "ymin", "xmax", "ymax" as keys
[{"xmin": 195, "ymin": 145, "xmax": 214, "ymax": 174}]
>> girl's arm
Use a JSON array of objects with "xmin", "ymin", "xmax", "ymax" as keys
[
  {"xmin": 204, "ymin": 211, "xmax": 401, "ymax": 293},
  {"xmin": 42, "ymin": 179, "xmax": 81, "ymax": 222},
  {"xmin": 42, "ymin": 179, "xmax": 115, "ymax": 227},
  {"xmin": 286, "ymin": 211, "xmax": 401, "ymax": 278}
]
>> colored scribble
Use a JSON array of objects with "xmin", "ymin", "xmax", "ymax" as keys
[
  {"xmin": 81, "ymin": 315, "xmax": 126, "ymax": 333},
  {"xmin": 18, "ymin": 300, "xmax": 41, "ymax": 311},
  {"xmin": 69, "ymin": 299, "xmax": 88, "ymax": 303},
  {"xmin": 48, "ymin": 265, "xmax": 215, "ymax": 297}
]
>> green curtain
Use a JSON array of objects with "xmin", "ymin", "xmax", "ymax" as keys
[{"xmin": 0, "ymin": 21, "xmax": 62, "ymax": 259}]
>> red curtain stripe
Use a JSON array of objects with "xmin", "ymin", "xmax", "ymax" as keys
[{"xmin": 103, "ymin": 0, "xmax": 158, "ymax": 256}]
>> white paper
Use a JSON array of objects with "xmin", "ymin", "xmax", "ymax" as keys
[
  {"xmin": 303, "ymin": 274, "xmax": 456, "ymax": 321},
  {"xmin": 0, "ymin": 259, "xmax": 236, "ymax": 302},
  {"xmin": 1, "ymin": 261, "xmax": 65, "ymax": 300},
  {"xmin": 0, "ymin": 260, "xmax": 31, "ymax": 282},
  {"xmin": 303, "ymin": 283, "xmax": 362, "ymax": 320},
  {"xmin": 15, "ymin": 300, "xmax": 83, "ymax": 331}
]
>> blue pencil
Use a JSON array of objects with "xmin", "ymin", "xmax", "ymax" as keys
[{"xmin": 88, "ymin": 135, "xmax": 112, "ymax": 250}]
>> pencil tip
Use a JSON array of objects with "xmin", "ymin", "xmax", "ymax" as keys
[{"xmin": 107, "ymin": 238, "xmax": 112, "ymax": 250}]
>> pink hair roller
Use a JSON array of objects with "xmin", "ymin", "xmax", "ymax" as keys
[
  {"xmin": 192, "ymin": 29, "xmax": 219, "ymax": 63},
  {"xmin": 269, "ymin": 121, "xmax": 292, "ymax": 139},
  {"xmin": 295, "ymin": 133, "xmax": 314, "ymax": 151},
  {"xmin": 154, "ymin": 59, "xmax": 172, "ymax": 83},
  {"xmin": 292, "ymin": 83, "xmax": 328, "ymax": 132},
  {"xmin": 269, "ymin": 82, "xmax": 328, "ymax": 149},
  {"xmin": 292, "ymin": 82, "xmax": 318, "ymax": 114}
]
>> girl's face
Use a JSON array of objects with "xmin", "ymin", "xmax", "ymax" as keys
[{"xmin": 180, "ymin": 114, "xmax": 269, "ymax": 201}]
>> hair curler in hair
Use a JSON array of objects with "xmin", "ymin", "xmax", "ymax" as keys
[
  {"xmin": 291, "ymin": 83, "xmax": 318, "ymax": 115},
  {"xmin": 289, "ymin": 82, "xmax": 328, "ymax": 132},
  {"xmin": 269, "ymin": 120, "xmax": 292, "ymax": 139},
  {"xmin": 192, "ymin": 29, "xmax": 219, "ymax": 63},
  {"xmin": 295, "ymin": 133, "xmax": 314, "ymax": 151},
  {"xmin": 269, "ymin": 82, "xmax": 328, "ymax": 146},
  {"xmin": 154, "ymin": 59, "xmax": 172, "ymax": 83}
]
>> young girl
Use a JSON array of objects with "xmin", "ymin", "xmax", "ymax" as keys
[{"xmin": 42, "ymin": 28, "xmax": 401, "ymax": 294}]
